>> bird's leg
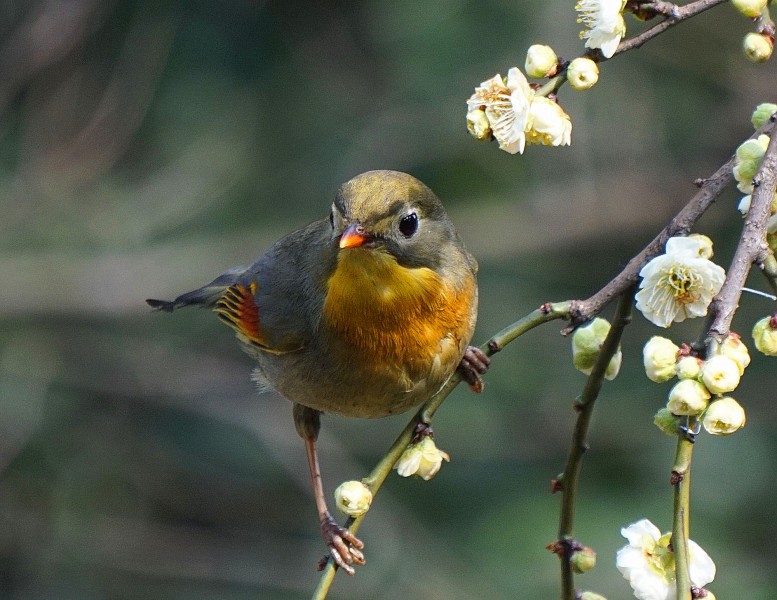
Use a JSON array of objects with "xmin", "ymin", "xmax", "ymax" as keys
[
  {"xmin": 457, "ymin": 346, "xmax": 491, "ymax": 393},
  {"xmin": 293, "ymin": 403, "xmax": 365, "ymax": 575}
]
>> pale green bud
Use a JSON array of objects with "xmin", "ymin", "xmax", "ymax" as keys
[
  {"xmin": 525, "ymin": 44, "xmax": 558, "ymax": 78},
  {"xmin": 580, "ymin": 593, "xmax": 607, "ymax": 600},
  {"xmin": 731, "ymin": 0, "xmax": 767, "ymax": 18},
  {"xmin": 743, "ymin": 32, "xmax": 773, "ymax": 63},
  {"xmin": 572, "ymin": 318, "xmax": 620, "ymax": 377},
  {"xmin": 752, "ymin": 315, "xmax": 777, "ymax": 355},
  {"xmin": 653, "ymin": 407, "xmax": 681, "ymax": 436},
  {"xmin": 702, "ymin": 397, "xmax": 746, "ymax": 435},
  {"xmin": 466, "ymin": 108, "xmax": 492, "ymax": 140},
  {"xmin": 667, "ymin": 379, "xmax": 710, "ymax": 416},
  {"xmin": 718, "ymin": 334, "xmax": 751, "ymax": 375},
  {"xmin": 700, "ymin": 355, "xmax": 741, "ymax": 394},
  {"xmin": 643, "ymin": 336, "xmax": 680, "ymax": 382},
  {"xmin": 751, "ymin": 102, "xmax": 777, "ymax": 129},
  {"xmin": 334, "ymin": 480, "xmax": 373, "ymax": 517},
  {"xmin": 570, "ymin": 546, "xmax": 597, "ymax": 574},
  {"xmin": 566, "ymin": 57, "xmax": 599, "ymax": 91},
  {"xmin": 676, "ymin": 356, "xmax": 702, "ymax": 380}
]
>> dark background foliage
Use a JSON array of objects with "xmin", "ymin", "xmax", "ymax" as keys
[{"xmin": 1, "ymin": 1, "xmax": 776, "ymax": 598}]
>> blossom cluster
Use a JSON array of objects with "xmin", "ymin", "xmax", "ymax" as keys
[
  {"xmin": 644, "ymin": 334, "xmax": 748, "ymax": 436},
  {"xmin": 635, "ymin": 236, "xmax": 726, "ymax": 329},
  {"xmin": 466, "ymin": 68, "xmax": 572, "ymax": 154}
]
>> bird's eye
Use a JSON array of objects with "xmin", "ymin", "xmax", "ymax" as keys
[{"xmin": 399, "ymin": 212, "xmax": 418, "ymax": 237}]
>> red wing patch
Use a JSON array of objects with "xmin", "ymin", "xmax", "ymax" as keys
[{"xmin": 213, "ymin": 283, "xmax": 267, "ymax": 348}]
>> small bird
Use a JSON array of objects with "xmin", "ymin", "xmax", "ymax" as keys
[{"xmin": 147, "ymin": 170, "xmax": 489, "ymax": 574}]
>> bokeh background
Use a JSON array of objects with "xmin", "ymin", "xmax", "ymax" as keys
[{"xmin": 1, "ymin": 1, "xmax": 776, "ymax": 598}]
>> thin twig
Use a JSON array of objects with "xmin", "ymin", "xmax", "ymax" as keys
[{"xmin": 556, "ymin": 288, "xmax": 635, "ymax": 600}]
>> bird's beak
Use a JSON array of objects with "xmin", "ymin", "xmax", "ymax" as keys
[{"xmin": 339, "ymin": 222, "xmax": 372, "ymax": 249}]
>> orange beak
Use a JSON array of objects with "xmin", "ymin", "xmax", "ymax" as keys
[{"xmin": 339, "ymin": 222, "xmax": 372, "ymax": 249}]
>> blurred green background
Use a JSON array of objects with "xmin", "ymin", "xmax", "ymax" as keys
[{"xmin": 1, "ymin": 1, "xmax": 776, "ymax": 598}]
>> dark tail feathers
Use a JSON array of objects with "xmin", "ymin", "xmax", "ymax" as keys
[{"xmin": 146, "ymin": 267, "xmax": 246, "ymax": 312}]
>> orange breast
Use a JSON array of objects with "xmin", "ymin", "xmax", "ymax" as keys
[{"xmin": 322, "ymin": 247, "xmax": 474, "ymax": 378}]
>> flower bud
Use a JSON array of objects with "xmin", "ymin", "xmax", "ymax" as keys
[
  {"xmin": 752, "ymin": 315, "xmax": 777, "ymax": 355},
  {"xmin": 580, "ymin": 593, "xmax": 608, "ymax": 600},
  {"xmin": 751, "ymin": 102, "xmax": 777, "ymax": 129},
  {"xmin": 654, "ymin": 407, "xmax": 681, "ymax": 436},
  {"xmin": 643, "ymin": 336, "xmax": 680, "ymax": 382},
  {"xmin": 676, "ymin": 356, "xmax": 702, "ymax": 380},
  {"xmin": 525, "ymin": 44, "xmax": 559, "ymax": 78},
  {"xmin": 731, "ymin": 0, "xmax": 767, "ymax": 18},
  {"xmin": 702, "ymin": 397, "xmax": 746, "ymax": 435},
  {"xmin": 571, "ymin": 546, "xmax": 597, "ymax": 574},
  {"xmin": 605, "ymin": 348, "xmax": 622, "ymax": 380},
  {"xmin": 566, "ymin": 57, "xmax": 599, "ymax": 91},
  {"xmin": 394, "ymin": 436, "xmax": 450, "ymax": 480},
  {"xmin": 700, "ymin": 355, "xmax": 741, "ymax": 394},
  {"xmin": 743, "ymin": 32, "xmax": 773, "ymax": 63},
  {"xmin": 718, "ymin": 334, "xmax": 750, "ymax": 375},
  {"xmin": 686, "ymin": 234, "xmax": 714, "ymax": 259},
  {"xmin": 466, "ymin": 108, "xmax": 492, "ymax": 140},
  {"xmin": 738, "ymin": 195, "xmax": 752, "ymax": 215},
  {"xmin": 667, "ymin": 379, "xmax": 711, "ymax": 416},
  {"xmin": 334, "ymin": 480, "xmax": 373, "ymax": 517},
  {"xmin": 572, "ymin": 318, "xmax": 611, "ymax": 375}
]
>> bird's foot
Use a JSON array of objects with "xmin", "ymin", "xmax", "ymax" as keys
[
  {"xmin": 458, "ymin": 346, "xmax": 491, "ymax": 392},
  {"xmin": 318, "ymin": 514, "xmax": 365, "ymax": 575}
]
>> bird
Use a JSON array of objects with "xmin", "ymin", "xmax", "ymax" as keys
[{"xmin": 146, "ymin": 170, "xmax": 489, "ymax": 574}]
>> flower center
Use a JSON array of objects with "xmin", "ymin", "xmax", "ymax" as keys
[{"xmin": 666, "ymin": 266, "xmax": 701, "ymax": 305}]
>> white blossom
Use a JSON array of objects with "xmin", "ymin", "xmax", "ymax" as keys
[
  {"xmin": 576, "ymin": 0, "xmax": 627, "ymax": 58},
  {"xmin": 635, "ymin": 236, "xmax": 725, "ymax": 328},
  {"xmin": 395, "ymin": 436, "xmax": 450, "ymax": 480},
  {"xmin": 616, "ymin": 519, "xmax": 716, "ymax": 600}
]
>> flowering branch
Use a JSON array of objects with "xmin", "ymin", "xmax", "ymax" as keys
[
  {"xmin": 554, "ymin": 288, "xmax": 634, "ymax": 600},
  {"xmin": 311, "ymin": 302, "xmax": 571, "ymax": 599},
  {"xmin": 615, "ymin": 0, "xmax": 729, "ymax": 56},
  {"xmin": 565, "ymin": 118, "xmax": 777, "ymax": 334},
  {"xmin": 708, "ymin": 122, "xmax": 777, "ymax": 338}
]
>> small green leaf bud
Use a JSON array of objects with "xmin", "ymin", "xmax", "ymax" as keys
[
  {"xmin": 570, "ymin": 546, "xmax": 597, "ymax": 574},
  {"xmin": 751, "ymin": 102, "xmax": 777, "ymax": 129},
  {"xmin": 700, "ymin": 355, "xmax": 741, "ymax": 394},
  {"xmin": 702, "ymin": 397, "xmax": 746, "ymax": 435},
  {"xmin": 525, "ymin": 44, "xmax": 559, "ymax": 78},
  {"xmin": 743, "ymin": 32, "xmax": 773, "ymax": 63},
  {"xmin": 566, "ymin": 57, "xmax": 599, "ymax": 91},
  {"xmin": 334, "ymin": 480, "xmax": 373, "ymax": 517},
  {"xmin": 667, "ymin": 379, "xmax": 710, "ymax": 416},
  {"xmin": 731, "ymin": 0, "xmax": 767, "ymax": 18},
  {"xmin": 654, "ymin": 407, "xmax": 681, "ymax": 436},
  {"xmin": 643, "ymin": 336, "xmax": 680, "ymax": 382}
]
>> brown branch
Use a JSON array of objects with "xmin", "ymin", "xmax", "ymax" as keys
[
  {"xmin": 564, "ymin": 118, "xmax": 777, "ymax": 333},
  {"xmin": 707, "ymin": 119, "xmax": 777, "ymax": 338},
  {"xmin": 615, "ymin": 0, "xmax": 729, "ymax": 56}
]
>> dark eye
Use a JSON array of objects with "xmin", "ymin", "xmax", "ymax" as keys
[{"xmin": 399, "ymin": 212, "xmax": 418, "ymax": 237}]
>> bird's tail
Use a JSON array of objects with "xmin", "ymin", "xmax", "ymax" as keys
[{"xmin": 146, "ymin": 267, "xmax": 246, "ymax": 312}]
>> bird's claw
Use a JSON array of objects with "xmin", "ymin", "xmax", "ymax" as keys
[
  {"xmin": 318, "ymin": 514, "xmax": 365, "ymax": 575},
  {"xmin": 458, "ymin": 346, "xmax": 491, "ymax": 392}
]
